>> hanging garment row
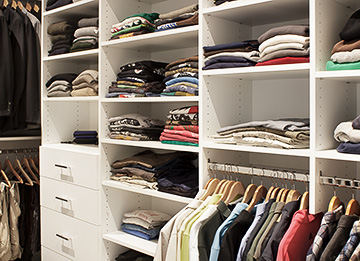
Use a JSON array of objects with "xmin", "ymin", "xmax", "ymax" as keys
[
  {"xmin": 0, "ymin": 0, "xmax": 41, "ymax": 137},
  {"xmin": 0, "ymin": 149, "xmax": 40, "ymax": 261},
  {"xmin": 154, "ymin": 165, "xmax": 360, "ymax": 261}
]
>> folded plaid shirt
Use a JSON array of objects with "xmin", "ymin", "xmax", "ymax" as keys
[
  {"xmin": 306, "ymin": 205, "xmax": 344, "ymax": 260},
  {"xmin": 336, "ymin": 220, "xmax": 360, "ymax": 261}
]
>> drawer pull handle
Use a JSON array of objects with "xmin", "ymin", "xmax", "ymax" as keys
[
  {"xmin": 55, "ymin": 196, "xmax": 68, "ymax": 202},
  {"xmin": 56, "ymin": 234, "xmax": 69, "ymax": 241},
  {"xmin": 55, "ymin": 164, "xmax": 68, "ymax": 169}
]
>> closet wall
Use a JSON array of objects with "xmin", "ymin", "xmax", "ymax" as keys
[{"xmin": 40, "ymin": 0, "xmax": 360, "ymax": 259}]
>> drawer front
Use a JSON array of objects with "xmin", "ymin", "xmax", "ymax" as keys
[
  {"xmin": 40, "ymin": 177, "xmax": 100, "ymax": 225},
  {"xmin": 40, "ymin": 147, "xmax": 99, "ymax": 190},
  {"xmin": 41, "ymin": 207, "xmax": 99, "ymax": 260},
  {"xmin": 42, "ymin": 246, "xmax": 72, "ymax": 261}
]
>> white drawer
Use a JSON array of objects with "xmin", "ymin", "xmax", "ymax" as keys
[
  {"xmin": 41, "ymin": 207, "xmax": 99, "ymax": 260},
  {"xmin": 40, "ymin": 146, "xmax": 99, "ymax": 190},
  {"xmin": 42, "ymin": 246, "xmax": 72, "ymax": 261},
  {"xmin": 40, "ymin": 177, "xmax": 100, "ymax": 225}
]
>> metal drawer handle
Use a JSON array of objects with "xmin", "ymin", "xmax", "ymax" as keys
[
  {"xmin": 55, "ymin": 196, "xmax": 68, "ymax": 202},
  {"xmin": 56, "ymin": 234, "xmax": 69, "ymax": 241},
  {"xmin": 55, "ymin": 164, "xmax": 68, "ymax": 169}
]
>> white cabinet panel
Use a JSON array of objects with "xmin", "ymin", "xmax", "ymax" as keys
[
  {"xmin": 41, "ymin": 207, "xmax": 99, "ymax": 260},
  {"xmin": 42, "ymin": 246, "xmax": 72, "ymax": 261},
  {"xmin": 41, "ymin": 177, "xmax": 100, "ymax": 225}
]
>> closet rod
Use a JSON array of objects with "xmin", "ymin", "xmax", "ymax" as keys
[
  {"xmin": 207, "ymin": 160, "xmax": 309, "ymax": 183},
  {"xmin": 320, "ymin": 172, "xmax": 360, "ymax": 190},
  {"xmin": 0, "ymin": 148, "xmax": 39, "ymax": 154}
]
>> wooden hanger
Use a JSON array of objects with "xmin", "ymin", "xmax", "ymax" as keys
[
  {"xmin": 328, "ymin": 195, "xmax": 342, "ymax": 212},
  {"xmin": 17, "ymin": 0, "xmax": 23, "ymax": 10},
  {"xmin": 199, "ymin": 178, "xmax": 220, "ymax": 201},
  {"xmin": 21, "ymin": 157, "xmax": 39, "ymax": 184},
  {"xmin": 299, "ymin": 191, "xmax": 309, "ymax": 210},
  {"xmin": 2, "ymin": 0, "xmax": 9, "ymax": 7},
  {"xmin": 33, "ymin": 2, "xmax": 39, "ymax": 12},
  {"xmin": 241, "ymin": 184, "xmax": 257, "ymax": 204},
  {"xmin": 265, "ymin": 186, "xmax": 274, "ymax": 202},
  {"xmin": 276, "ymin": 188, "xmax": 285, "ymax": 202},
  {"xmin": 213, "ymin": 179, "xmax": 227, "ymax": 194},
  {"xmin": 25, "ymin": 1, "xmax": 31, "ymax": 11},
  {"xmin": 216, "ymin": 180, "xmax": 235, "ymax": 204},
  {"xmin": 286, "ymin": 190, "xmax": 301, "ymax": 203},
  {"xmin": 270, "ymin": 187, "xmax": 281, "ymax": 199},
  {"xmin": 0, "ymin": 169, "xmax": 11, "ymax": 187},
  {"xmin": 224, "ymin": 181, "xmax": 245, "ymax": 205},
  {"xmin": 28, "ymin": 157, "xmax": 39, "ymax": 174},
  {"xmin": 345, "ymin": 199, "xmax": 360, "ymax": 216},
  {"xmin": 246, "ymin": 185, "xmax": 267, "ymax": 212},
  {"xmin": 11, "ymin": 0, "xmax": 17, "ymax": 9},
  {"xmin": 4, "ymin": 158, "xmax": 23, "ymax": 184},
  {"xmin": 280, "ymin": 189, "xmax": 290, "ymax": 202},
  {"xmin": 14, "ymin": 159, "xmax": 33, "ymax": 186}
]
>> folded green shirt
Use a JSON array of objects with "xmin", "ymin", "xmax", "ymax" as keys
[{"xmin": 326, "ymin": 60, "xmax": 360, "ymax": 70}]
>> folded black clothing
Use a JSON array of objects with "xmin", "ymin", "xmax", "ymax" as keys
[
  {"xmin": 50, "ymin": 34, "xmax": 74, "ymax": 44},
  {"xmin": 336, "ymin": 142, "xmax": 360, "ymax": 154},
  {"xmin": 203, "ymin": 61, "xmax": 256, "ymax": 70},
  {"xmin": 117, "ymin": 71, "xmax": 164, "ymax": 82},
  {"xmin": 48, "ymin": 47, "xmax": 70, "ymax": 56},
  {"xmin": 48, "ymin": 44, "xmax": 72, "ymax": 53},
  {"xmin": 119, "ymin": 60, "xmax": 168, "ymax": 74},
  {"xmin": 46, "ymin": 0, "xmax": 58, "ymax": 7},
  {"xmin": 70, "ymin": 42, "xmax": 98, "ymax": 52},
  {"xmin": 52, "ymin": 39, "xmax": 73, "ymax": 46},
  {"xmin": 73, "ymin": 137, "xmax": 98, "ymax": 145},
  {"xmin": 46, "ymin": 73, "xmax": 78, "ymax": 87},
  {"xmin": 109, "ymin": 126, "xmax": 164, "ymax": 135},
  {"xmin": 115, "ymin": 250, "xmax": 153, "ymax": 261},
  {"xmin": 163, "ymin": 73, "xmax": 198, "ymax": 83},
  {"xmin": 47, "ymin": 20, "xmax": 76, "ymax": 35},
  {"xmin": 340, "ymin": 8, "xmax": 360, "ymax": 41},
  {"xmin": 205, "ymin": 56, "xmax": 251, "ymax": 66},
  {"xmin": 73, "ymin": 130, "xmax": 98, "ymax": 137},
  {"xmin": 46, "ymin": 0, "xmax": 72, "ymax": 11},
  {"xmin": 158, "ymin": 186, "xmax": 198, "ymax": 198}
]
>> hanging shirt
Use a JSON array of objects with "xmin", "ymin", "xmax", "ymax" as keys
[
  {"xmin": 261, "ymin": 198, "xmax": 300, "ymax": 261},
  {"xmin": 237, "ymin": 201, "xmax": 268, "ymax": 261},
  {"xmin": 198, "ymin": 201, "xmax": 231, "ymax": 261},
  {"xmin": 0, "ymin": 183, "xmax": 11, "ymax": 261},
  {"xmin": 320, "ymin": 215, "xmax": 359, "ymax": 261},
  {"xmin": 8, "ymin": 183, "xmax": 22, "ymax": 260},
  {"xmin": 335, "ymin": 220, "xmax": 360, "ymax": 261},
  {"xmin": 306, "ymin": 204, "xmax": 344, "ymax": 261},
  {"xmin": 277, "ymin": 209, "xmax": 323, "ymax": 261},
  {"xmin": 209, "ymin": 202, "xmax": 249, "ymax": 261}
]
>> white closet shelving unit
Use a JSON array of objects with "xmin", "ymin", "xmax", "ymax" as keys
[{"xmin": 40, "ymin": 0, "xmax": 360, "ymax": 259}]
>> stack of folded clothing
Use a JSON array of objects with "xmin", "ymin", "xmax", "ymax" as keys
[
  {"xmin": 334, "ymin": 116, "xmax": 360, "ymax": 154},
  {"xmin": 160, "ymin": 105, "xmax": 199, "ymax": 146},
  {"xmin": 47, "ymin": 20, "xmax": 76, "ymax": 56},
  {"xmin": 121, "ymin": 210, "xmax": 171, "ymax": 240},
  {"xmin": 161, "ymin": 56, "xmax": 198, "ymax": 96},
  {"xmin": 214, "ymin": 0, "xmax": 237, "ymax": 6},
  {"xmin": 106, "ymin": 60, "xmax": 168, "ymax": 98},
  {"xmin": 46, "ymin": 0, "xmax": 72, "ymax": 11},
  {"xmin": 72, "ymin": 130, "xmax": 98, "ymax": 145},
  {"xmin": 70, "ymin": 17, "xmax": 99, "ymax": 53},
  {"xmin": 110, "ymin": 150, "xmax": 198, "ymax": 196},
  {"xmin": 71, "ymin": 69, "xmax": 98, "ymax": 96},
  {"xmin": 155, "ymin": 4, "xmax": 198, "ymax": 32},
  {"xmin": 326, "ymin": 9, "xmax": 360, "ymax": 71},
  {"xmin": 212, "ymin": 118, "xmax": 310, "ymax": 149},
  {"xmin": 108, "ymin": 114, "xmax": 164, "ymax": 140},
  {"xmin": 115, "ymin": 250, "xmax": 153, "ymax": 261},
  {"xmin": 109, "ymin": 13, "xmax": 159, "ymax": 40},
  {"xmin": 256, "ymin": 25, "xmax": 310, "ymax": 66},
  {"xmin": 46, "ymin": 73, "xmax": 77, "ymax": 97},
  {"xmin": 203, "ymin": 41, "xmax": 260, "ymax": 70}
]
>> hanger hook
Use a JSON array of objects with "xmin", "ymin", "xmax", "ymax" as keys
[
  {"xmin": 272, "ymin": 169, "xmax": 278, "ymax": 187},
  {"xmin": 332, "ymin": 176, "xmax": 337, "ymax": 197}
]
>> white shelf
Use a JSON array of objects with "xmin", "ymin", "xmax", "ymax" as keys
[
  {"xmin": 203, "ymin": 141, "xmax": 310, "ymax": 157},
  {"xmin": 101, "ymin": 96, "xmax": 199, "ymax": 103},
  {"xmin": 316, "ymin": 149, "xmax": 360, "ymax": 162},
  {"xmin": 43, "ymin": 49, "xmax": 99, "ymax": 63},
  {"xmin": 44, "ymin": 97, "xmax": 99, "ymax": 102},
  {"xmin": 101, "ymin": 25, "xmax": 198, "ymax": 52},
  {"xmin": 101, "ymin": 138, "xmax": 199, "ymax": 152},
  {"xmin": 103, "ymin": 231, "xmax": 157, "ymax": 257},
  {"xmin": 202, "ymin": 63, "xmax": 310, "ymax": 80},
  {"xmin": 41, "ymin": 143, "xmax": 99, "ymax": 155},
  {"xmin": 203, "ymin": 0, "xmax": 309, "ymax": 25},
  {"xmin": 333, "ymin": 0, "xmax": 360, "ymax": 10},
  {"xmin": 43, "ymin": 0, "xmax": 98, "ymax": 18},
  {"xmin": 102, "ymin": 180, "xmax": 192, "ymax": 204},
  {"xmin": 316, "ymin": 70, "xmax": 360, "ymax": 82}
]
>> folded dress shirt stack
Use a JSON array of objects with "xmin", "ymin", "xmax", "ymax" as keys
[
  {"xmin": 326, "ymin": 9, "xmax": 360, "ymax": 70},
  {"xmin": 46, "ymin": 73, "xmax": 77, "ymax": 97},
  {"xmin": 256, "ymin": 25, "xmax": 310, "ymax": 66},
  {"xmin": 161, "ymin": 56, "xmax": 199, "ymax": 96},
  {"xmin": 110, "ymin": 150, "xmax": 198, "ymax": 196},
  {"xmin": 203, "ymin": 40, "xmax": 260, "ymax": 70},
  {"xmin": 70, "ymin": 17, "xmax": 98, "ymax": 53},
  {"xmin": 106, "ymin": 60, "xmax": 168, "ymax": 98},
  {"xmin": 334, "ymin": 116, "xmax": 360, "ymax": 154},
  {"xmin": 212, "ymin": 118, "xmax": 310, "ymax": 149},
  {"xmin": 121, "ymin": 210, "xmax": 171, "ymax": 240},
  {"xmin": 109, "ymin": 13, "xmax": 159, "ymax": 40},
  {"xmin": 46, "ymin": 0, "xmax": 72, "ymax": 11},
  {"xmin": 160, "ymin": 105, "xmax": 199, "ymax": 146},
  {"xmin": 108, "ymin": 113, "xmax": 164, "ymax": 141},
  {"xmin": 47, "ymin": 20, "xmax": 76, "ymax": 56},
  {"xmin": 155, "ymin": 4, "xmax": 198, "ymax": 32},
  {"xmin": 71, "ymin": 69, "xmax": 98, "ymax": 96}
]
